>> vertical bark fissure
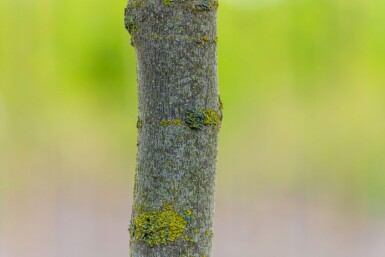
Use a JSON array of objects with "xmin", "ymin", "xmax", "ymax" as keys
[{"xmin": 125, "ymin": 1, "xmax": 221, "ymax": 256}]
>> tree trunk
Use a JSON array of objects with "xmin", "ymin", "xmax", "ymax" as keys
[{"xmin": 125, "ymin": 1, "xmax": 221, "ymax": 256}]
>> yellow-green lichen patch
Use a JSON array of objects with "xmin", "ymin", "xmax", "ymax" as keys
[
  {"xmin": 202, "ymin": 109, "xmax": 220, "ymax": 126},
  {"xmin": 128, "ymin": 0, "xmax": 147, "ymax": 8},
  {"xmin": 184, "ymin": 209, "xmax": 192, "ymax": 216},
  {"xmin": 162, "ymin": 0, "xmax": 185, "ymax": 6},
  {"xmin": 184, "ymin": 109, "xmax": 220, "ymax": 129},
  {"xmin": 162, "ymin": 0, "xmax": 173, "ymax": 6},
  {"xmin": 205, "ymin": 229, "xmax": 214, "ymax": 238},
  {"xmin": 160, "ymin": 119, "xmax": 181, "ymax": 127},
  {"xmin": 181, "ymin": 234, "xmax": 195, "ymax": 243},
  {"xmin": 196, "ymin": 35, "xmax": 216, "ymax": 45},
  {"xmin": 132, "ymin": 205, "xmax": 187, "ymax": 246}
]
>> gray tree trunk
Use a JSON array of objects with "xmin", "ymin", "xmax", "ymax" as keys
[{"xmin": 125, "ymin": 1, "xmax": 221, "ymax": 256}]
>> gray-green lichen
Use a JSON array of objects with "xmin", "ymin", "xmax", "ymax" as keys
[
  {"xmin": 184, "ymin": 109, "xmax": 206, "ymax": 130},
  {"xmin": 195, "ymin": 0, "xmax": 211, "ymax": 11},
  {"xmin": 194, "ymin": 0, "xmax": 219, "ymax": 11},
  {"xmin": 124, "ymin": 13, "xmax": 139, "ymax": 34}
]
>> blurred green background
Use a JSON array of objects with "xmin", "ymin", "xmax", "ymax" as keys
[{"xmin": 1, "ymin": 0, "xmax": 385, "ymax": 256}]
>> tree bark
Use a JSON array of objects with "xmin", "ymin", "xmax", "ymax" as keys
[{"xmin": 125, "ymin": 1, "xmax": 221, "ymax": 256}]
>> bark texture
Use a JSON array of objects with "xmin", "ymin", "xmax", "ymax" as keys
[{"xmin": 125, "ymin": 1, "xmax": 221, "ymax": 256}]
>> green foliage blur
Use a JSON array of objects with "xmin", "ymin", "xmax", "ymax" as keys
[{"xmin": 1, "ymin": 0, "xmax": 385, "ymax": 215}]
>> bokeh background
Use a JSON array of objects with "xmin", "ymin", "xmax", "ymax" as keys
[{"xmin": 1, "ymin": 0, "xmax": 385, "ymax": 256}]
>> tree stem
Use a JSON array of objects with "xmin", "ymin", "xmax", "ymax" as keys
[{"xmin": 125, "ymin": 1, "xmax": 221, "ymax": 256}]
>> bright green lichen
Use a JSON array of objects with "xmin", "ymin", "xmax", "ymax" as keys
[{"xmin": 131, "ymin": 204, "xmax": 187, "ymax": 247}]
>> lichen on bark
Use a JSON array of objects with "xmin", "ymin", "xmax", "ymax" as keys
[
  {"xmin": 130, "ymin": 203, "xmax": 188, "ymax": 247},
  {"xmin": 125, "ymin": 0, "xmax": 220, "ymax": 256}
]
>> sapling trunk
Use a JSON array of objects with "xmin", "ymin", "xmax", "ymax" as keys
[{"xmin": 125, "ymin": 0, "xmax": 221, "ymax": 256}]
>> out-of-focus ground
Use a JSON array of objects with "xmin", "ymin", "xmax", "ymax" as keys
[
  {"xmin": 1, "ymin": 0, "xmax": 385, "ymax": 256},
  {"xmin": 2, "ymin": 190, "xmax": 385, "ymax": 257}
]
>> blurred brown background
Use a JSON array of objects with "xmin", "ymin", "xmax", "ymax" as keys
[{"xmin": 1, "ymin": 0, "xmax": 385, "ymax": 256}]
